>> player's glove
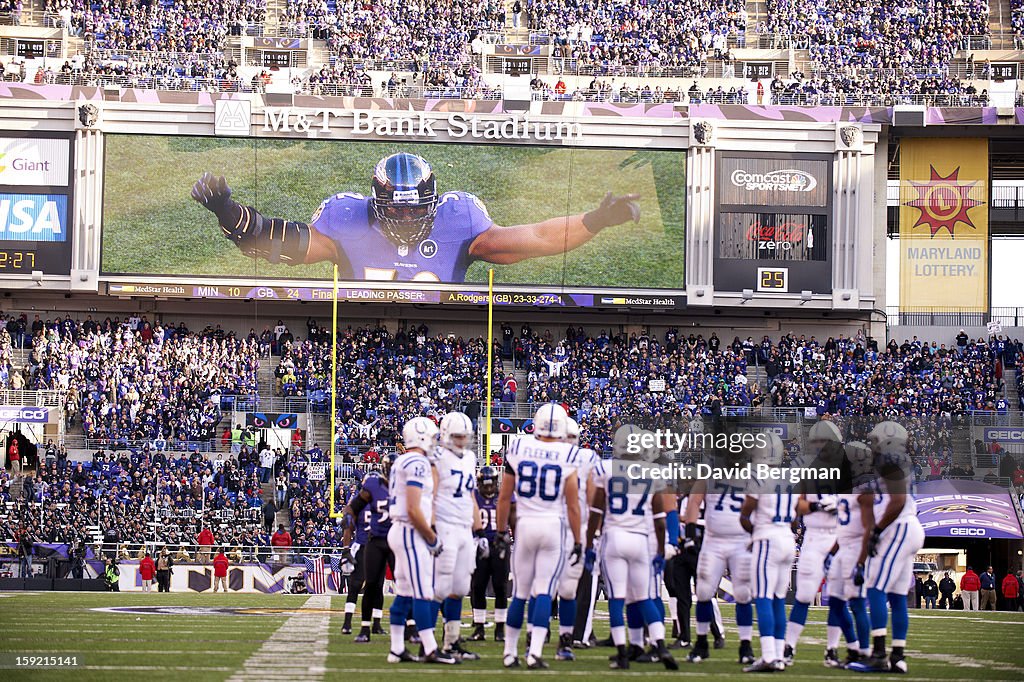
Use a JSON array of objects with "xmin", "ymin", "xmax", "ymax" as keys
[
  {"xmin": 569, "ymin": 542, "xmax": 583, "ymax": 566},
  {"xmin": 191, "ymin": 172, "xmax": 245, "ymax": 236},
  {"xmin": 664, "ymin": 543, "xmax": 678, "ymax": 561},
  {"xmin": 852, "ymin": 563, "xmax": 866, "ymax": 586},
  {"xmin": 350, "ymin": 542, "xmax": 361, "ymax": 558},
  {"xmin": 823, "ymin": 550, "xmax": 835, "ymax": 575},
  {"xmin": 584, "ymin": 548, "xmax": 597, "ymax": 572},
  {"xmin": 653, "ymin": 553, "xmax": 666, "ymax": 576},
  {"xmin": 494, "ymin": 530, "xmax": 512, "ymax": 559},
  {"xmin": 474, "ymin": 529, "xmax": 490, "ymax": 560},
  {"xmin": 809, "ymin": 498, "xmax": 837, "ymax": 514},
  {"xmin": 582, "ymin": 191, "xmax": 641, "ymax": 234},
  {"xmin": 683, "ymin": 522, "xmax": 701, "ymax": 555},
  {"xmin": 426, "ymin": 534, "xmax": 444, "ymax": 557},
  {"xmin": 867, "ymin": 527, "xmax": 883, "ymax": 557}
]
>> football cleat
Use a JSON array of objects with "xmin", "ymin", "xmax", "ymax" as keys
[
  {"xmin": 449, "ymin": 642, "xmax": 480, "ymax": 661},
  {"xmin": 714, "ymin": 635, "xmax": 726, "ymax": 650},
  {"xmin": 353, "ymin": 632, "xmax": 371, "ymax": 643},
  {"xmin": 783, "ymin": 644, "xmax": 795, "ymax": 666},
  {"xmin": 739, "ymin": 640, "xmax": 756, "ymax": 665},
  {"xmin": 423, "ymin": 649, "xmax": 459, "ymax": 665},
  {"xmin": 555, "ymin": 646, "xmax": 576, "ymax": 661},
  {"xmin": 503, "ymin": 654, "xmax": 521, "ymax": 669},
  {"xmin": 843, "ymin": 650, "xmax": 862, "ymax": 668},
  {"xmin": 610, "ymin": 653, "xmax": 630, "ymax": 670},
  {"xmin": 635, "ymin": 646, "xmax": 661, "ymax": 663},
  {"xmin": 687, "ymin": 641, "xmax": 710, "ymax": 663},
  {"xmin": 847, "ymin": 653, "xmax": 890, "ymax": 673},
  {"xmin": 341, "ymin": 625, "xmax": 352, "ymax": 635},
  {"xmin": 743, "ymin": 657, "xmax": 781, "ymax": 673},
  {"xmin": 526, "ymin": 654, "xmax": 550, "ymax": 669},
  {"xmin": 671, "ymin": 639, "xmax": 691, "ymax": 650},
  {"xmin": 405, "ymin": 626, "xmax": 420, "ymax": 644},
  {"xmin": 372, "ymin": 624, "xmax": 386, "ymax": 636},
  {"xmin": 824, "ymin": 648, "xmax": 841, "ymax": 668},
  {"xmin": 658, "ymin": 646, "xmax": 679, "ymax": 671},
  {"xmin": 889, "ymin": 652, "xmax": 908, "ymax": 674},
  {"xmin": 572, "ymin": 639, "xmax": 590, "ymax": 649},
  {"xmin": 387, "ymin": 649, "xmax": 418, "ymax": 664},
  {"xmin": 468, "ymin": 624, "xmax": 486, "ymax": 641},
  {"xmin": 595, "ymin": 635, "xmax": 615, "ymax": 647},
  {"xmin": 493, "ymin": 623, "xmax": 505, "ymax": 642}
]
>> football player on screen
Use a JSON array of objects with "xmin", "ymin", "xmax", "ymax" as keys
[{"xmin": 191, "ymin": 152, "xmax": 640, "ymax": 283}]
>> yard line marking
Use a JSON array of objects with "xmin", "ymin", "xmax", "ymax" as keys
[{"xmin": 226, "ymin": 594, "xmax": 330, "ymax": 682}]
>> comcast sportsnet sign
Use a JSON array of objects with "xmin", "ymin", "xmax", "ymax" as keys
[
  {"xmin": 730, "ymin": 168, "xmax": 817, "ymax": 193},
  {"xmin": 0, "ymin": 138, "xmax": 70, "ymax": 187},
  {"xmin": 719, "ymin": 155, "xmax": 830, "ymax": 208}
]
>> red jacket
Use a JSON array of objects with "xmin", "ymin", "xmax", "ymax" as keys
[
  {"xmin": 197, "ymin": 528, "xmax": 215, "ymax": 546},
  {"xmin": 139, "ymin": 556, "xmax": 155, "ymax": 580},
  {"xmin": 960, "ymin": 570, "xmax": 981, "ymax": 591},
  {"xmin": 213, "ymin": 554, "xmax": 229, "ymax": 578},
  {"xmin": 1002, "ymin": 574, "xmax": 1019, "ymax": 599},
  {"xmin": 271, "ymin": 530, "xmax": 292, "ymax": 547}
]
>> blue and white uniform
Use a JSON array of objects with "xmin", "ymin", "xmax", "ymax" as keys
[
  {"xmin": 430, "ymin": 443, "xmax": 477, "ymax": 600},
  {"xmin": 387, "ymin": 450, "xmax": 435, "ymax": 601},
  {"xmin": 864, "ymin": 469, "xmax": 924, "ymax": 596},
  {"xmin": 696, "ymin": 478, "xmax": 752, "ymax": 604},
  {"xmin": 750, "ymin": 481, "xmax": 798, "ymax": 601}
]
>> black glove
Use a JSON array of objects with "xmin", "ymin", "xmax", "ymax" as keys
[
  {"xmin": 340, "ymin": 546, "xmax": 352, "ymax": 563},
  {"xmin": 494, "ymin": 530, "xmax": 512, "ymax": 558},
  {"xmin": 867, "ymin": 527, "xmax": 883, "ymax": 557},
  {"xmin": 191, "ymin": 172, "xmax": 245, "ymax": 238},
  {"xmin": 582, "ymin": 191, "xmax": 641, "ymax": 233},
  {"xmin": 569, "ymin": 542, "xmax": 583, "ymax": 566}
]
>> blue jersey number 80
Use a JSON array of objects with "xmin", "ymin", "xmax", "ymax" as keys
[{"xmin": 517, "ymin": 461, "xmax": 562, "ymax": 501}]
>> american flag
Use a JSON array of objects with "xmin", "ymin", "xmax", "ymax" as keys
[{"xmin": 303, "ymin": 555, "xmax": 326, "ymax": 594}]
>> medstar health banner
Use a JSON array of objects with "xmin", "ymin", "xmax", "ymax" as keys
[{"xmin": 899, "ymin": 138, "xmax": 988, "ymax": 311}]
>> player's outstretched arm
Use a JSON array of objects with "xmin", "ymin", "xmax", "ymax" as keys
[
  {"xmin": 468, "ymin": 192, "xmax": 640, "ymax": 265},
  {"xmin": 739, "ymin": 495, "xmax": 757, "ymax": 534},
  {"xmin": 191, "ymin": 171, "xmax": 331, "ymax": 265}
]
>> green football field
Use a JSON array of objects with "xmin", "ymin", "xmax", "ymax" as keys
[
  {"xmin": 1, "ymin": 592, "xmax": 1022, "ymax": 681},
  {"xmin": 100, "ymin": 135, "xmax": 686, "ymax": 288}
]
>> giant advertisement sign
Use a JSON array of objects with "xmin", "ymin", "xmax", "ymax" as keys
[
  {"xmin": 100, "ymin": 135, "xmax": 686, "ymax": 294},
  {"xmin": 0, "ymin": 137, "xmax": 70, "ymax": 187},
  {"xmin": 714, "ymin": 152, "xmax": 832, "ymax": 294},
  {"xmin": 899, "ymin": 138, "xmax": 988, "ymax": 312},
  {"xmin": 915, "ymin": 479, "xmax": 1023, "ymax": 539}
]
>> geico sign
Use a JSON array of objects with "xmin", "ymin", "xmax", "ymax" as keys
[
  {"xmin": 730, "ymin": 169, "xmax": 818, "ymax": 193},
  {"xmin": 0, "ymin": 407, "xmax": 48, "ymax": 421},
  {"xmin": 984, "ymin": 428, "xmax": 1024, "ymax": 442},
  {"xmin": 950, "ymin": 527, "xmax": 987, "ymax": 536}
]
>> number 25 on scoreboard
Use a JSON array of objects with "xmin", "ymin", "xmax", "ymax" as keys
[{"xmin": 757, "ymin": 267, "xmax": 788, "ymax": 292}]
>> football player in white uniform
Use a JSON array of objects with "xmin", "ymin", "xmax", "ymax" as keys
[
  {"xmin": 585, "ymin": 425, "xmax": 678, "ymax": 671},
  {"xmin": 430, "ymin": 411, "xmax": 487, "ymax": 661},
  {"xmin": 740, "ymin": 433, "xmax": 797, "ymax": 673},
  {"xmin": 849, "ymin": 422, "xmax": 925, "ymax": 674},
  {"xmin": 783, "ymin": 420, "xmax": 842, "ymax": 665},
  {"xmin": 553, "ymin": 417, "xmax": 599, "ymax": 660},
  {"xmin": 496, "ymin": 403, "xmax": 582, "ymax": 669},
  {"xmin": 386, "ymin": 417, "xmax": 456, "ymax": 664},
  {"xmin": 684, "ymin": 452, "xmax": 755, "ymax": 665},
  {"xmin": 822, "ymin": 441, "xmax": 874, "ymax": 668}
]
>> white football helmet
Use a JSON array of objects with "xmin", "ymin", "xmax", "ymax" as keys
[
  {"xmin": 612, "ymin": 424, "xmax": 645, "ymax": 460},
  {"xmin": 402, "ymin": 417, "xmax": 438, "ymax": 452},
  {"xmin": 439, "ymin": 411, "xmax": 474, "ymax": 452},
  {"xmin": 640, "ymin": 429, "xmax": 662, "ymax": 463},
  {"xmin": 564, "ymin": 417, "xmax": 580, "ymax": 445},
  {"xmin": 808, "ymin": 419, "xmax": 843, "ymax": 445},
  {"xmin": 867, "ymin": 421, "xmax": 908, "ymax": 455},
  {"xmin": 751, "ymin": 432, "xmax": 785, "ymax": 468},
  {"xmin": 533, "ymin": 403, "xmax": 568, "ymax": 440},
  {"xmin": 845, "ymin": 441, "xmax": 874, "ymax": 480}
]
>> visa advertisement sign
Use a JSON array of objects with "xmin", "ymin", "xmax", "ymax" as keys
[
  {"xmin": 0, "ymin": 193, "xmax": 67, "ymax": 242},
  {"xmin": 0, "ymin": 137, "xmax": 70, "ymax": 186}
]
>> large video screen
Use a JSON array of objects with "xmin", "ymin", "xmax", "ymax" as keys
[{"xmin": 101, "ymin": 136, "xmax": 685, "ymax": 289}]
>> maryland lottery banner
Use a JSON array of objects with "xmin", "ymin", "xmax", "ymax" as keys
[{"xmin": 899, "ymin": 138, "xmax": 989, "ymax": 312}]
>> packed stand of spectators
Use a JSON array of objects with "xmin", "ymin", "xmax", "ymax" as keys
[
  {"xmin": 23, "ymin": 315, "xmax": 260, "ymax": 446},
  {"xmin": 40, "ymin": 52, "xmax": 244, "ymax": 91},
  {"xmin": 45, "ymin": 0, "xmax": 265, "ymax": 51},
  {"xmin": 316, "ymin": 0, "xmax": 504, "ymax": 65},
  {"xmin": 275, "ymin": 324, "xmax": 495, "ymax": 449},
  {"xmin": 1015, "ymin": 0, "xmax": 1024, "ymax": 49},
  {"xmin": 769, "ymin": 71, "xmax": 988, "ymax": 107},
  {"xmin": 517, "ymin": 325, "xmax": 761, "ymax": 454},
  {"xmin": 532, "ymin": 0, "xmax": 747, "ymax": 71},
  {"xmin": 3, "ymin": 446, "xmax": 269, "ymax": 553}
]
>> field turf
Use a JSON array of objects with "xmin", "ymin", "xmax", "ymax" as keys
[{"xmin": 1, "ymin": 592, "xmax": 1022, "ymax": 681}]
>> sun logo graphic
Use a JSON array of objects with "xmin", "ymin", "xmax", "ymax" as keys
[
  {"xmin": 0, "ymin": 152, "xmax": 6, "ymax": 174},
  {"xmin": 902, "ymin": 165, "xmax": 984, "ymax": 238}
]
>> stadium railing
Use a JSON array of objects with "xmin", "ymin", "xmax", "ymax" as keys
[
  {"xmin": 885, "ymin": 306, "xmax": 1012, "ymax": 327},
  {"xmin": 0, "ymin": 389, "xmax": 63, "ymax": 407},
  {"xmin": 89, "ymin": 542, "xmax": 364, "ymax": 565}
]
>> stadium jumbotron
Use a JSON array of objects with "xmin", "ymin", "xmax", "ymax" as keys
[{"xmin": 0, "ymin": 0, "xmax": 1023, "ymax": 679}]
